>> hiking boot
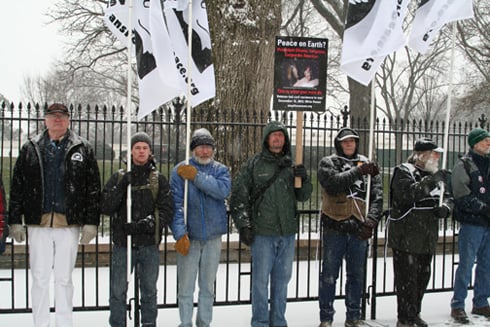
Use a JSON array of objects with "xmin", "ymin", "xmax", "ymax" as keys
[
  {"xmin": 319, "ymin": 322, "xmax": 332, "ymax": 327},
  {"xmin": 451, "ymin": 308, "xmax": 470, "ymax": 324},
  {"xmin": 413, "ymin": 315, "xmax": 428, "ymax": 327},
  {"xmin": 345, "ymin": 320, "xmax": 363, "ymax": 327},
  {"xmin": 471, "ymin": 306, "xmax": 490, "ymax": 317},
  {"xmin": 396, "ymin": 321, "xmax": 415, "ymax": 327}
]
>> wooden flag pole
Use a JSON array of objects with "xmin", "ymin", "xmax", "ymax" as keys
[{"xmin": 294, "ymin": 111, "xmax": 303, "ymax": 188}]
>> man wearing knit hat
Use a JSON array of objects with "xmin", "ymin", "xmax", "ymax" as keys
[
  {"xmin": 102, "ymin": 131, "xmax": 174, "ymax": 326},
  {"xmin": 450, "ymin": 128, "xmax": 490, "ymax": 324},
  {"xmin": 170, "ymin": 128, "xmax": 231, "ymax": 327}
]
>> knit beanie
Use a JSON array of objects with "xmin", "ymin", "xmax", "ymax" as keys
[
  {"xmin": 190, "ymin": 128, "xmax": 215, "ymax": 150},
  {"xmin": 131, "ymin": 132, "xmax": 152, "ymax": 150},
  {"xmin": 468, "ymin": 128, "xmax": 490, "ymax": 148}
]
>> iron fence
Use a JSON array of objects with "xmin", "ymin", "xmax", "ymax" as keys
[{"xmin": 0, "ymin": 101, "xmax": 488, "ymax": 321}]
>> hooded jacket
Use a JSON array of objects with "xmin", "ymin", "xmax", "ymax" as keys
[
  {"xmin": 170, "ymin": 156, "xmax": 231, "ymax": 241},
  {"xmin": 9, "ymin": 129, "xmax": 101, "ymax": 227},
  {"xmin": 317, "ymin": 127, "xmax": 383, "ymax": 233},
  {"xmin": 102, "ymin": 160, "xmax": 174, "ymax": 247},
  {"xmin": 231, "ymin": 121, "xmax": 313, "ymax": 236}
]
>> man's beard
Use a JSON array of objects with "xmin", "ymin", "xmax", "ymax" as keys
[
  {"xmin": 424, "ymin": 157, "xmax": 439, "ymax": 173},
  {"xmin": 195, "ymin": 156, "xmax": 212, "ymax": 165}
]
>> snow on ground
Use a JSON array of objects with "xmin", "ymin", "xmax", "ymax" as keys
[
  {"xmin": 1, "ymin": 248, "xmax": 489, "ymax": 326},
  {"xmin": 1, "ymin": 291, "xmax": 489, "ymax": 326}
]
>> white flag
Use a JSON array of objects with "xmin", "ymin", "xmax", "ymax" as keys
[
  {"xmin": 408, "ymin": 0, "xmax": 474, "ymax": 54},
  {"xmin": 104, "ymin": 0, "xmax": 215, "ymax": 120},
  {"xmin": 160, "ymin": 0, "xmax": 215, "ymax": 111},
  {"xmin": 340, "ymin": 0, "xmax": 410, "ymax": 86}
]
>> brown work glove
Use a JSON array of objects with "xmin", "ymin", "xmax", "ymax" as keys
[
  {"xmin": 358, "ymin": 161, "xmax": 380, "ymax": 177},
  {"xmin": 358, "ymin": 218, "xmax": 377, "ymax": 240},
  {"xmin": 177, "ymin": 164, "xmax": 198, "ymax": 181},
  {"xmin": 174, "ymin": 234, "xmax": 190, "ymax": 256}
]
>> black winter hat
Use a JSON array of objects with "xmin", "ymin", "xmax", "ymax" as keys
[
  {"xmin": 131, "ymin": 132, "xmax": 152, "ymax": 150},
  {"xmin": 190, "ymin": 128, "xmax": 215, "ymax": 150},
  {"xmin": 414, "ymin": 138, "xmax": 443, "ymax": 152}
]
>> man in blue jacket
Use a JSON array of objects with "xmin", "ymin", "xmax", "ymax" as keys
[{"xmin": 170, "ymin": 128, "xmax": 231, "ymax": 327}]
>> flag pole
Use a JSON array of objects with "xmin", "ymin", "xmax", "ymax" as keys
[
  {"xmin": 439, "ymin": 22, "xmax": 456, "ymax": 205},
  {"xmin": 365, "ymin": 81, "xmax": 376, "ymax": 219},
  {"xmin": 183, "ymin": 0, "xmax": 194, "ymax": 225},
  {"xmin": 125, "ymin": 0, "xmax": 133, "ymax": 296}
]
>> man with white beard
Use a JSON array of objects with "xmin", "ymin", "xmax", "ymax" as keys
[
  {"xmin": 170, "ymin": 128, "xmax": 231, "ymax": 327},
  {"xmin": 388, "ymin": 138, "xmax": 453, "ymax": 327}
]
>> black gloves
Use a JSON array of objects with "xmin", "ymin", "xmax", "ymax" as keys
[
  {"xmin": 239, "ymin": 227, "xmax": 254, "ymax": 246},
  {"xmin": 433, "ymin": 205, "xmax": 451, "ymax": 218},
  {"xmin": 358, "ymin": 161, "xmax": 380, "ymax": 177},
  {"xmin": 432, "ymin": 169, "xmax": 451, "ymax": 184},
  {"xmin": 122, "ymin": 215, "xmax": 155, "ymax": 235},
  {"xmin": 122, "ymin": 222, "xmax": 138, "ymax": 235},
  {"xmin": 358, "ymin": 218, "xmax": 377, "ymax": 240},
  {"xmin": 293, "ymin": 164, "xmax": 308, "ymax": 181},
  {"xmin": 119, "ymin": 171, "xmax": 132, "ymax": 190}
]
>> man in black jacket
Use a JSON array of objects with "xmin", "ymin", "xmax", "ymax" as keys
[
  {"xmin": 9, "ymin": 103, "xmax": 101, "ymax": 327},
  {"xmin": 317, "ymin": 127, "xmax": 383, "ymax": 327},
  {"xmin": 388, "ymin": 138, "xmax": 452, "ymax": 327},
  {"xmin": 102, "ymin": 132, "xmax": 173, "ymax": 327}
]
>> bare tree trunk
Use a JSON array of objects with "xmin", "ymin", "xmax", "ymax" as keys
[
  {"xmin": 207, "ymin": 1, "xmax": 282, "ymax": 122},
  {"xmin": 206, "ymin": 1, "xmax": 282, "ymax": 174}
]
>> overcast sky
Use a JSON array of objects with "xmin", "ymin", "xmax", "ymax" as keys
[{"xmin": 0, "ymin": 0, "xmax": 62, "ymax": 104}]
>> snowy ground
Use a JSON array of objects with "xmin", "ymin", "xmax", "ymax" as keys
[
  {"xmin": 1, "ymin": 291, "xmax": 490, "ymax": 326},
  {"xmin": 1, "ymin": 240, "xmax": 489, "ymax": 326}
]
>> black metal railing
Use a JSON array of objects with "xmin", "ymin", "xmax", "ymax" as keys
[{"xmin": 0, "ymin": 101, "xmax": 488, "ymax": 321}]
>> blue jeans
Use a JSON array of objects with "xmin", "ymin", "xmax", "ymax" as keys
[
  {"xmin": 109, "ymin": 245, "xmax": 160, "ymax": 327},
  {"xmin": 319, "ymin": 228, "xmax": 368, "ymax": 322},
  {"xmin": 250, "ymin": 234, "xmax": 295, "ymax": 327},
  {"xmin": 451, "ymin": 223, "xmax": 490, "ymax": 309},
  {"xmin": 177, "ymin": 236, "xmax": 222, "ymax": 327}
]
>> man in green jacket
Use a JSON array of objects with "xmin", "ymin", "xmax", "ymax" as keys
[{"xmin": 231, "ymin": 121, "xmax": 313, "ymax": 327}]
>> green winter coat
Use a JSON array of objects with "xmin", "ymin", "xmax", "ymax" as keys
[{"xmin": 231, "ymin": 121, "xmax": 313, "ymax": 236}]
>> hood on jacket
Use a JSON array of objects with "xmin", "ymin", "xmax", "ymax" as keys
[
  {"xmin": 262, "ymin": 121, "xmax": 292, "ymax": 157},
  {"xmin": 334, "ymin": 127, "xmax": 359, "ymax": 158}
]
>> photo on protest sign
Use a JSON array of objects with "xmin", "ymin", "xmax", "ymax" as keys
[{"xmin": 272, "ymin": 36, "xmax": 328, "ymax": 112}]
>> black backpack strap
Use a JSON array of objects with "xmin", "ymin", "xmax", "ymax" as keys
[{"xmin": 249, "ymin": 154, "xmax": 286, "ymax": 211}]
